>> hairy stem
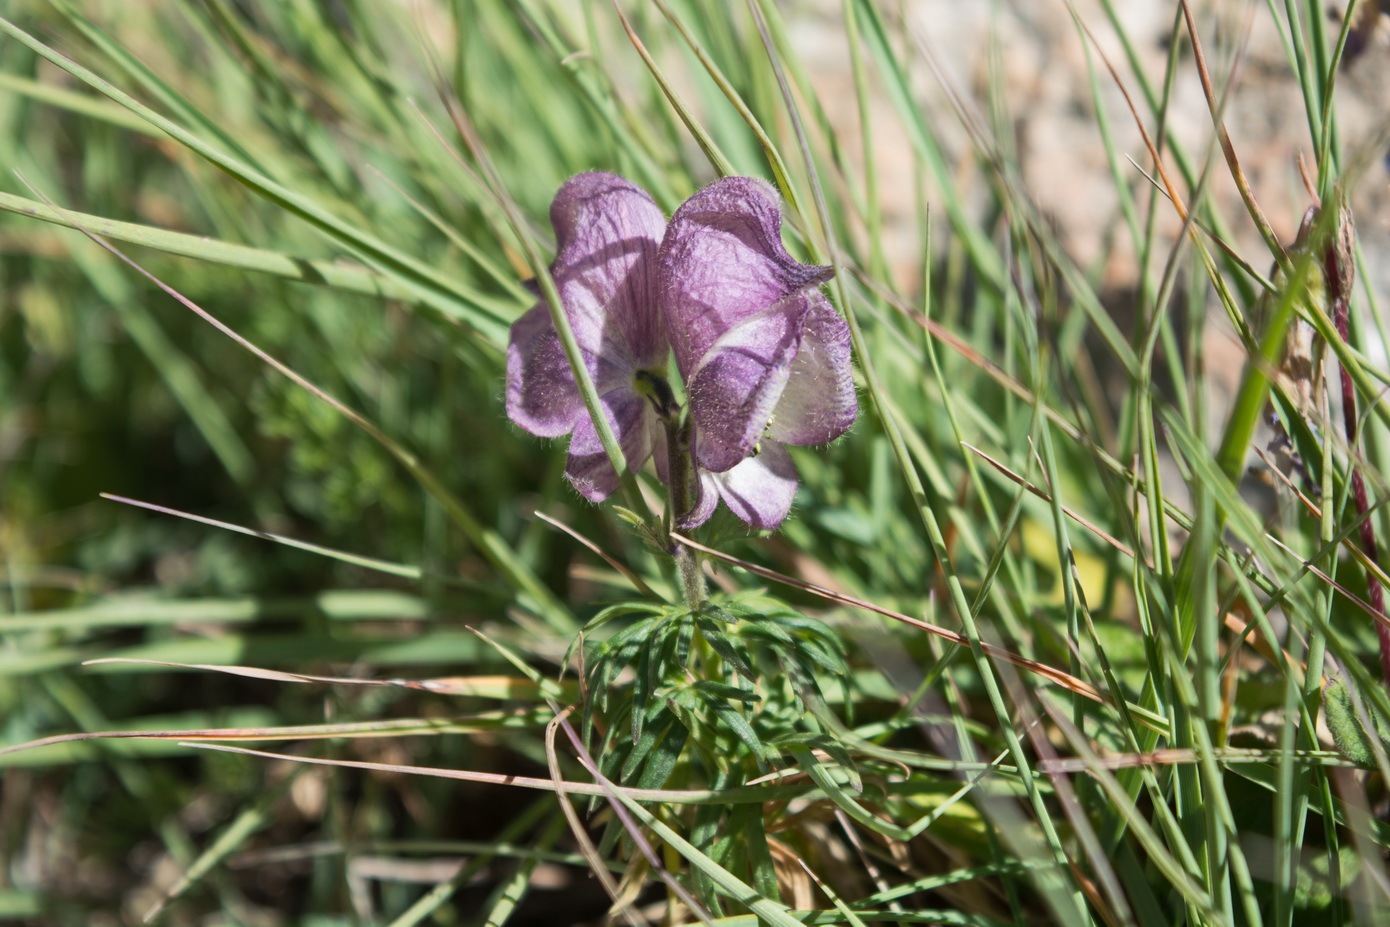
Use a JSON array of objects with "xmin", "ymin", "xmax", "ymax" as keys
[{"xmin": 663, "ymin": 415, "xmax": 706, "ymax": 608}]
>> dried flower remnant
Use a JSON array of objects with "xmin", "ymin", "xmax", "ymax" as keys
[
  {"xmin": 1344, "ymin": 0, "xmax": 1390, "ymax": 67},
  {"xmin": 659, "ymin": 178, "xmax": 857, "ymax": 530},
  {"xmin": 506, "ymin": 172, "xmax": 669, "ymax": 502}
]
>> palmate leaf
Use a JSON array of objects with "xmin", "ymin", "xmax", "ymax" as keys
[
  {"xmin": 634, "ymin": 610, "xmax": 696, "ymax": 743},
  {"xmin": 596, "ymin": 719, "xmax": 630, "ymax": 797},
  {"xmin": 563, "ymin": 601, "xmax": 667, "ymax": 667},
  {"xmin": 796, "ymin": 635, "xmax": 849, "ymax": 676},
  {"xmin": 581, "ymin": 605, "xmax": 682, "ymax": 753},
  {"xmin": 690, "ymin": 799, "xmax": 728, "ymax": 915},
  {"xmin": 634, "ymin": 624, "xmax": 658, "ymax": 742},
  {"xmin": 737, "ymin": 617, "xmax": 797, "ymax": 648},
  {"xmin": 593, "ymin": 613, "xmax": 667, "ymax": 666},
  {"xmin": 775, "ymin": 642, "xmax": 834, "ymax": 720},
  {"xmin": 658, "ymin": 680, "xmax": 762, "ymax": 777},
  {"xmin": 586, "ymin": 612, "xmax": 666, "ymax": 717},
  {"xmin": 700, "ymin": 602, "xmax": 741, "ymax": 624},
  {"xmin": 696, "ymin": 689, "xmax": 770, "ymax": 774},
  {"xmin": 706, "ymin": 802, "xmax": 782, "ymax": 906},
  {"xmin": 726, "ymin": 599, "xmax": 849, "ymax": 680},
  {"xmin": 630, "ymin": 713, "xmax": 689, "ymax": 790},
  {"xmin": 695, "ymin": 610, "xmax": 757, "ymax": 681},
  {"xmin": 674, "ymin": 610, "xmax": 697, "ymax": 670},
  {"xmin": 618, "ymin": 702, "xmax": 685, "ymax": 784},
  {"xmin": 690, "ymin": 680, "xmax": 761, "ymax": 703},
  {"xmin": 581, "ymin": 589, "xmax": 853, "ymax": 799}
]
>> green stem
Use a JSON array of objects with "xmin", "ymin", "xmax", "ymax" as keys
[
  {"xmin": 674, "ymin": 544, "xmax": 705, "ymax": 610},
  {"xmin": 636, "ymin": 367, "xmax": 706, "ymax": 610},
  {"xmin": 663, "ymin": 415, "xmax": 706, "ymax": 609}
]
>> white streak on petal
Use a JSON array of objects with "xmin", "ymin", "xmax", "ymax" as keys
[
  {"xmin": 686, "ymin": 297, "xmax": 808, "ymax": 472},
  {"xmin": 769, "ymin": 295, "xmax": 857, "ymax": 447},
  {"xmin": 712, "ymin": 442, "xmax": 798, "ymax": 530}
]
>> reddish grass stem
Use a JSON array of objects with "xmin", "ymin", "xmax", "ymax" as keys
[{"xmin": 1326, "ymin": 226, "xmax": 1390, "ymax": 686}]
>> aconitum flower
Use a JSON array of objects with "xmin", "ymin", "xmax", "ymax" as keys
[
  {"xmin": 659, "ymin": 177, "xmax": 857, "ymax": 530},
  {"xmin": 506, "ymin": 172, "xmax": 856, "ymax": 531},
  {"xmin": 506, "ymin": 173, "xmax": 669, "ymax": 502}
]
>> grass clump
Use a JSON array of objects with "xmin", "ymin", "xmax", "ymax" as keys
[{"xmin": 3, "ymin": 1, "xmax": 1390, "ymax": 925}]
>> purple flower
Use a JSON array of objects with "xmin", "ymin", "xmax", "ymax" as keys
[
  {"xmin": 506, "ymin": 173, "xmax": 856, "ymax": 530},
  {"xmin": 659, "ymin": 178, "xmax": 857, "ymax": 530},
  {"xmin": 506, "ymin": 172, "xmax": 668, "ymax": 502}
]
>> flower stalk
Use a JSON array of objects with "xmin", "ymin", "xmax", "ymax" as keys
[
  {"xmin": 505, "ymin": 172, "xmax": 857, "ymax": 605},
  {"xmin": 662, "ymin": 414, "xmax": 706, "ymax": 607}
]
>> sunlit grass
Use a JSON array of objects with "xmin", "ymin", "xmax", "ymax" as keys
[{"xmin": 3, "ymin": 1, "xmax": 1390, "ymax": 924}]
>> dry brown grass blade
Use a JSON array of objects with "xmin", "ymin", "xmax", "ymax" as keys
[
  {"xmin": 1251, "ymin": 446, "xmax": 1326, "ymax": 520},
  {"xmin": 1120, "ymin": 153, "xmax": 1270, "ymax": 287},
  {"xmin": 669, "ymin": 534, "xmax": 1103, "ymax": 702},
  {"xmin": 81, "ymin": 658, "xmax": 556, "ymax": 698},
  {"xmin": 547, "ymin": 699, "xmax": 716, "ymax": 926},
  {"xmin": 1018, "ymin": 699, "xmax": 1128, "ymax": 927},
  {"xmin": 1248, "ymin": 449, "xmax": 1390, "ymax": 632},
  {"xmin": 179, "ymin": 742, "xmax": 765, "ymax": 805},
  {"xmin": 848, "ymin": 266, "xmax": 1091, "ymax": 450},
  {"xmin": 0, "ymin": 713, "xmax": 533, "ymax": 756},
  {"xmin": 81, "ymin": 658, "xmax": 411, "ymax": 688},
  {"xmin": 1264, "ymin": 534, "xmax": 1390, "ymax": 634},
  {"xmin": 1036, "ymin": 745, "xmax": 1349, "ymax": 774},
  {"xmin": 7, "ymin": 731, "xmax": 829, "ymax": 810},
  {"xmin": 1178, "ymin": 0, "xmax": 1284, "ymax": 262},
  {"xmin": 533, "ymin": 509, "xmax": 658, "ymax": 598},
  {"xmin": 97, "ymin": 493, "xmax": 431, "ymax": 582},
  {"xmin": 1064, "ymin": 1, "xmax": 1192, "ymax": 226},
  {"xmin": 542, "ymin": 704, "xmax": 642, "ymax": 926},
  {"xmin": 963, "ymin": 442, "xmax": 1142, "ymax": 564},
  {"xmin": 1221, "ymin": 608, "xmax": 1318, "ymax": 686}
]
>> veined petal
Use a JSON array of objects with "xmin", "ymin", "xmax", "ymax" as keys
[
  {"xmin": 550, "ymin": 173, "xmax": 668, "ymax": 373},
  {"xmin": 506, "ymin": 172, "xmax": 667, "ymax": 448},
  {"xmin": 712, "ymin": 442, "xmax": 798, "ymax": 530},
  {"xmin": 506, "ymin": 302, "xmax": 582, "ymax": 437},
  {"xmin": 659, "ymin": 176, "xmax": 832, "ymax": 377},
  {"xmin": 564, "ymin": 388, "xmax": 658, "ymax": 502},
  {"xmin": 768, "ymin": 295, "xmax": 857, "ymax": 447},
  {"xmin": 686, "ymin": 296, "xmax": 810, "ymax": 472}
]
